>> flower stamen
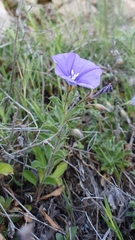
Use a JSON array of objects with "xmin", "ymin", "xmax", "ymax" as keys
[{"xmin": 69, "ymin": 69, "xmax": 79, "ymax": 80}]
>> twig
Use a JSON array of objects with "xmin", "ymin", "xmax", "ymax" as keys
[
  {"xmin": 0, "ymin": 203, "xmax": 39, "ymax": 240},
  {"xmin": 0, "ymin": 203, "xmax": 16, "ymax": 233},
  {"xmin": 7, "ymin": 124, "xmax": 64, "ymax": 157},
  {"xmin": 85, "ymin": 211, "xmax": 103, "ymax": 240},
  {"xmin": 82, "ymin": 197, "xmax": 104, "ymax": 201},
  {"xmin": 0, "ymin": 211, "xmax": 22, "ymax": 218},
  {"xmin": 0, "ymin": 126, "xmax": 41, "ymax": 132},
  {"xmin": 102, "ymin": 229, "xmax": 111, "ymax": 240},
  {"xmin": 3, "ymin": 187, "xmax": 65, "ymax": 235}
]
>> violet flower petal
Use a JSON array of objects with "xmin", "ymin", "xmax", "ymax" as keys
[
  {"xmin": 72, "ymin": 55, "xmax": 100, "ymax": 76},
  {"xmin": 52, "ymin": 53, "xmax": 76, "ymax": 76},
  {"xmin": 130, "ymin": 96, "xmax": 135, "ymax": 106},
  {"xmin": 52, "ymin": 52, "xmax": 102, "ymax": 89},
  {"xmin": 77, "ymin": 68, "xmax": 102, "ymax": 89}
]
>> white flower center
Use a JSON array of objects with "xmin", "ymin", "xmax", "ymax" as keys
[{"xmin": 69, "ymin": 69, "xmax": 79, "ymax": 80}]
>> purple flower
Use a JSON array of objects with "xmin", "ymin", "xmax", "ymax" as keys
[
  {"xmin": 52, "ymin": 52, "xmax": 102, "ymax": 89},
  {"xmin": 130, "ymin": 96, "xmax": 135, "ymax": 106}
]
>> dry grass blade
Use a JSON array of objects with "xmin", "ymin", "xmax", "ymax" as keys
[
  {"xmin": 39, "ymin": 186, "xmax": 63, "ymax": 201},
  {"xmin": 39, "ymin": 209, "xmax": 62, "ymax": 231},
  {"xmin": 0, "ymin": 233, "xmax": 6, "ymax": 240}
]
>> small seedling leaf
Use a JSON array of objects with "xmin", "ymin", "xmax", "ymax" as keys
[
  {"xmin": 0, "ymin": 163, "xmax": 13, "ymax": 176},
  {"xmin": 55, "ymin": 233, "xmax": 65, "ymax": 240}
]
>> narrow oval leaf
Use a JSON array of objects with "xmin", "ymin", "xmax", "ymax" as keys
[
  {"xmin": 23, "ymin": 170, "xmax": 37, "ymax": 186},
  {"xmin": 4, "ymin": 197, "xmax": 12, "ymax": 210},
  {"xmin": 42, "ymin": 176, "xmax": 58, "ymax": 185},
  {"xmin": 56, "ymin": 233, "xmax": 65, "ymax": 240},
  {"xmin": 52, "ymin": 162, "xmax": 67, "ymax": 178},
  {"xmin": 31, "ymin": 160, "xmax": 45, "ymax": 169},
  {"xmin": 42, "ymin": 176, "xmax": 62, "ymax": 186}
]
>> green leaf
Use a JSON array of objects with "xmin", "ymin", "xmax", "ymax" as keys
[
  {"xmin": 52, "ymin": 162, "xmax": 67, "ymax": 178},
  {"xmin": 103, "ymin": 195, "xmax": 124, "ymax": 240},
  {"xmin": 129, "ymin": 201, "xmax": 135, "ymax": 208},
  {"xmin": 55, "ymin": 233, "xmax": 65, "ymax": 240},
  {"xmin": 54, "ymin": 149, "xmax": 67, "ymax": 159},
  {"xmin": 45, "ymin": 145, "xmax": 52, "ymax": 161},
  {"xmin": 53, "ymin": 149, "xmax": 67, "ymax": 166},
  {"xmin": 54, "ymin": 105, "xmax": 63, "ymax": 122},
  {"xmin": 42, "ymin": 176, "xmax": 62, "ymax": 186},
  {"xmin": 0, "ymin": 163, "xmax": 13, "ymax": 176},
  {"xmin": 23, "ymin": 170, "xmax": 37, "ymax": 186},
  {"xmin": 71, "ymin": 226, "xmax": 77, "ymax": 238},
  {"xmin": 78, "ymin": 142, "xmax": 84, "ymax": 150},
  {"xmin": 32, "ymin": 147, "xmax": 46, "ymax": 165},
  {"xmin": 0, "ymin": 196, "xmax": 5, "ymax": 205},
  {"xmin": 13, "ymin": 176, "xmax": 22, "ymax": 187},
  {"xmin": 31, "ymin": 160, "xmax": 46, "ymax": 169},
  {"xmin": 4, "ymin": 197, "xmax": 12, "ymax": 210},
  {"xmin": 45, "ymin": 115, "xmax": 56, "ymax": 125},
  {"xmin": 102, "ymin": 215, "xmax": 116, "ymax": 231},
  {"xmin": 49, "ymin": 96, "xmax": 61, "ymax": 106},
  {"xmin": 38, "ymin": 168, "xmax": 44, "ymax": 183},
  {"xmin": 131, "ymin": 171, "xmax": 135, "ymax": 176},
  {"xmin": 126, "ymin": 211, "xmax": 135, "ymax": 217},
  {"xmin": 131, "ymin": 222, "xmax": 135, "ymax": 229},
  {"xmin": 28, "ymin": 100, "xmax": 45, "ymax": 122},
  {"xmin": 43, "ymin": 125, "xmax": 58, "ymax": 133},
  {"xmin": 104, "ymin": 195, "xmax": 113, "ymax": 216}
]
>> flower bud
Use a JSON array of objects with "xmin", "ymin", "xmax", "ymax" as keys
[
  {"xmin": 88, "ymin": 103, "xmax": 110, "ymax": 112},
  {"xmin": 119, "ymin": 108, "xmax": 131, "ymax": 124},
  {"xmin": 116, "ymin": 57, "xmax": 123, "ymax": 65},
  {"xmin": 72, "ymin": 128, "xmax": 83, "ymax": 138},
  {"xmin": 89, "ymin": 84, "xmax": 113, "ymax": 99}
]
